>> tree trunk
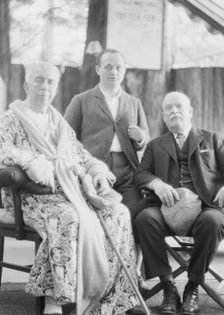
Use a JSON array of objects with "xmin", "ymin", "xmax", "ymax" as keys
[{"xmin": 80, "ymin": 0, "xmax": 107, "ymax": 91}]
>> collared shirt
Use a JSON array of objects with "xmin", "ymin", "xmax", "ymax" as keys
[
  {"xmin": 99, "ymin": 84, "xmax": 122, "ymax": 152},
  {"xmin": 173, "ymin": 125, "xmax": 192, "ymax": 147}
]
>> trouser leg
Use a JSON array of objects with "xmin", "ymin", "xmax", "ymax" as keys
[
  {"xmin": 189, "ymin": 208, "xmax": 224, "ymax": 284},
  {"xmin": 106, "ymin": 152, "xmax": 141, "ymax": 217},
  {"xmin": 117, "ymin": 185, "xmax": 142, "ymax": 218},
  {"xmin": 134, "ymin": 206, "xmax": 173, "ymax": 279}
]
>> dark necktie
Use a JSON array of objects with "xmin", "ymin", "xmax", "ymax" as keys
[{"xmin": 176, "ymin": 134, "xmax": 186, "ymax": 150}]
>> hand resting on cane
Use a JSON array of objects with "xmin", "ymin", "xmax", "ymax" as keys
[{"xmin": 81, "ymin": 173, "xmax": 122, "ymax": 210}]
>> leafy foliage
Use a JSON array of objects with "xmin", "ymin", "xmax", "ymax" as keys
[{"xmin": 10, "ymin": 0, "xmax": 89, "ymax": 66}]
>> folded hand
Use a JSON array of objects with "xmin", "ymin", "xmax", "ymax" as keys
[
  {"xmin": 127, "ymin": 124, "xmax": 144, "ymax": 142},
  {"xmin": 214, "ymin": 186, "xmax": 224, "ymax": 207},
  {"xmin": 25, "ymin": 155, "xmax": 55, "ymax": 192},
  {"xmin": 93, "ymin": 174, "xmax": 110, "ymax": 195},
  {"xmin": 153, "ymin": 181, "xmax": 180, "ymax": 207}
]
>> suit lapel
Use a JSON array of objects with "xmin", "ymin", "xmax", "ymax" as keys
[
  {"xmin": 159, "ymin": 128, "xmax": 204, "ymax": 171},
  {"xmin": 160, "ymin": 132, "xmax": 178, "ymax": 163},
  {"xmin": 188, "ymin": 127, "xmax": 204, "ymax": 156},
  {"xmin": 116, "ymin": 90, "xmax": 129, "ymax": 122},
  {"xmin": 94, "ymin": 85, "xmax": 113, "ymax": 121}
]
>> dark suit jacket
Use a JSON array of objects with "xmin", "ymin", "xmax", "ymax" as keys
[
  {"xmin": 64, "ymin": 85, "xmax": 149, "ymax": 170},
  {"xmin": 134, "ymin": 127, "xmax": 224, "ymax": 209}
]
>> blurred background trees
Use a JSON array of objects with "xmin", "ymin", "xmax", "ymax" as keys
[
  {"xmin": 1, "ymin": 0, "xmax": 224, "ymax": 136},
  {"xmin": 10, "ymin": 0, "xmax": 88, "ymax": 66},
  {"xmin": 6, "ymin": 0, "xmax": 224, "ymax": 68}
]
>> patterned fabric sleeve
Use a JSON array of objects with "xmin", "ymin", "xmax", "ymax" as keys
[{"xmin": 0, "ymin": 111, "xmax": 39, "ymax": 169}]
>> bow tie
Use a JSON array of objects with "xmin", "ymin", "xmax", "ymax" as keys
[{"xmin": 176, "ymin": 134, "xmax": 186, "ymax": 149}]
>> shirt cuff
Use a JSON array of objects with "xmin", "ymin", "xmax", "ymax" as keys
[{"xmin": 147, "ymin": 178, "xmax": 163, "ymax": 190}]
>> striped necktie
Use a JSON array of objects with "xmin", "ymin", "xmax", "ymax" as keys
[{"xmin": 176, "ymin": 134, "xmax": 186, "ymax": 149}]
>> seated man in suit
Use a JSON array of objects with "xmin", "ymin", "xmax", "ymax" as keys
[{"xmin": 134, "ymin": 91, "xmax": 224, "ymax": 314}]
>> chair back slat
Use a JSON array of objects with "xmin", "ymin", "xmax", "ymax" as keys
[{"xmin": 11, "ymin": 187, "xmax": 26, "ymax": 239}]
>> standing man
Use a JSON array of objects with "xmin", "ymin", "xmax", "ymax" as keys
[
  {"xmin": 65, "ymin": 48, "xmax": 150, "ymax": 217},
  {"xmin": 134, "ymin": 91, "xmax": 224, "ymax": 314}
]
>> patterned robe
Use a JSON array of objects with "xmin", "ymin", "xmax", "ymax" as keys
[{"xmin": 0, "ymin": 109, "xmax": 138, "ymax": 315}]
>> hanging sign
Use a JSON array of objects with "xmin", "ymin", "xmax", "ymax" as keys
[{"xmin": 106, "ymin": 0, "xmax": 164, "ymax": 69}]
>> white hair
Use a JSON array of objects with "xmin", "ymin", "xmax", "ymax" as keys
[
  {"xmin": 162, "ymin": 91, "xmax": 191, "ymax": 109},
  {"xmin": 24, "ymin": 61, "xmax": 60, "ymax": 82}
]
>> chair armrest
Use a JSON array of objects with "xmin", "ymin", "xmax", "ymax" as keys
[
  {"xmin": 0, "ymin": 166, "xmax": 52, "ymax": 239},
  {"xmin": 140, "ymin": 187, "xmax": 151, "ymax": 198},
  {"xmin": 0, "ymin": 166, "xmax": 52, "ymax": 194}
]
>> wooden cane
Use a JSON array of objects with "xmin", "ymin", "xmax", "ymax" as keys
[{"xmin": 96, "ymin": 211, "xmax": 151, "ymax": 315}]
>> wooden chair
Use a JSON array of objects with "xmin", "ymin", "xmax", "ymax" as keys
[
  {"xmin": 137, "ymin": 234, "xmax": 224, "ymax": 309},
  {"xmin": 137, "ymin": 188, "xmax": 224, "ymax": 309},
  {"xmin": 0, "ymin": 166, "xmax": 52, "ymax": 315}
]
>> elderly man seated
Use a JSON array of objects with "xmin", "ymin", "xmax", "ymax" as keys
[
  {"xmin": 0, "ymin": 61, "xmax": 139, "ymax": 315},
  {"xmin": 134, "ymin": 91, "xmax": 224, "ymax": 315}
]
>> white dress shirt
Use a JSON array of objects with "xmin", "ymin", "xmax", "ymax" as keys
[
  {"xmin": 173, "ymin": 125, "xmax": 192, "ymax": 147},
  {"xmin": 100, "ymin": 84, "xmax": 122, "ymax": 152}
]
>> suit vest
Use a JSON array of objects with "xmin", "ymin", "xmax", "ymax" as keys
[{"xmin": 175, "ymin": 137, "xmax": 197, "ymax": 193}]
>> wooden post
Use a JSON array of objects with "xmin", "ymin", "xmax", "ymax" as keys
[
  {"xmin": 0, "ymin": 0, "xmax": 11, "ymax": 111},
  {"xmin": 80, "ymin": 0, "xmax": 107, "ymax": 92}
]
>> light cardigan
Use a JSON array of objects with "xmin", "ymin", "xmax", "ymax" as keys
[{"xmin": 9, "ymin": 100, "xmax": 117, "ymax": 315}]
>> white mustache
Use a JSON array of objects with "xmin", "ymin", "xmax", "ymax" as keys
[{"xmin": 170, "ymin": 114, "xmax": 182, "ymax": 120}]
